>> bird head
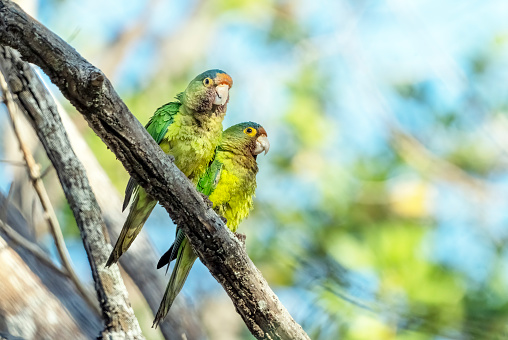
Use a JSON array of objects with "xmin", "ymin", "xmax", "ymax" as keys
[
  {"xmin": 221, "ymin": 122, "xmax": 270, "ymax": 159},
  {"xmin": 182, "ymin": 69, "xmax": 233, "ymax": 113}
]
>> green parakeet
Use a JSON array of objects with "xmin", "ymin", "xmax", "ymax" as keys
[
  {"xmin": 106, "ymin": 69, "xmax": 233, "ymax": 267},
  {"xmin": 153, "ymin": 122, "xmax": 270, "ymax": 327}
]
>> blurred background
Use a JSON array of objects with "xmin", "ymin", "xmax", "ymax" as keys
[{"xmin": 1, "ymin": 0, "xmax": 508, "ymax": 339}]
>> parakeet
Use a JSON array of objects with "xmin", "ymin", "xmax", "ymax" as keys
[
  {"xmin": 106, "ymin": 69, "xmax": 233, "ymax": 267},
  {"xmin": 152, "ymin": 122, "xmax": 270, "ymax": 327}
]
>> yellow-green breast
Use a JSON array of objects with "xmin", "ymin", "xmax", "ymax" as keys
[
  {"xmin": 208, "ymin": 157, "xmax": 257, "ymax": 232},
  {"xmin": 160, "ymin": 112, "xmax": 224, "ymax": 184}
]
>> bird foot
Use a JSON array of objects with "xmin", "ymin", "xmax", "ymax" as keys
[{"xmin": 234, "ymin": 232, "xmax": 247, "ymax": 249}]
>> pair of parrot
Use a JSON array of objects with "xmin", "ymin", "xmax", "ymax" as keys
[{"xmin": 105, "ymin": 69, "xmax": 270, "ymax": 327}]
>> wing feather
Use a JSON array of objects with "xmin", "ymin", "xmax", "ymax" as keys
[{"xmin": 123, "ymin": 101, "xmax": 181, "ymax": 210}]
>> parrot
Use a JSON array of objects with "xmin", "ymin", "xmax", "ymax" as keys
[
  {"xmin": 106, "ymin": 69, "xmax": 233, "ymax": 267},
  {"xmin": 152, "ymin": 121, "xmax": 270, "ymax": 327}
]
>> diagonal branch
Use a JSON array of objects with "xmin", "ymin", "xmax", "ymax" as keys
[
  {"xmin": 0, "ymin": 1, "xmax": 310, "ymax": 339},
  {"xmin": 0, "ymin": 184, "xmax": 67, "ymax": 278},
  {"xmin": 0, "ymin": 218, "xmax": 68, "ymax": 277}
]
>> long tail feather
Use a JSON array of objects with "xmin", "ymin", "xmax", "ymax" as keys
[
  {"xmin": 106, "ymin": 190, "xmax": 157, "ymax": 266},
  {"xmin": 122, "ymin": 177, "xmax": 137, "ymax": 212},
  {"xmin": 157, "ymin": 244, "xmax": 174, "ymax": 270},
  {"xmin": 157, "ymin": 228, "xmax": 185, "ymax": 270},
  {"xmin": 153, "ymin": 238, "xmax": 197, "ymax": 328}
]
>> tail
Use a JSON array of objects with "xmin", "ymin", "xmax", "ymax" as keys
[
  {"xmin": 153, "ymin": 238, "xmax": 197, "ymax": 328},
  {"xmin": 106, "ymin": 188, "xmax": 157, "ymax": 266},
  {"xmin": 157, "ymin": 228, "xmax": 185, "ymax": 270}
]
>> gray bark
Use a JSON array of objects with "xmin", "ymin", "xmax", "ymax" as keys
[{"xmin": 0, "ymin": 1, "xmax": 311, "ymax": 339}]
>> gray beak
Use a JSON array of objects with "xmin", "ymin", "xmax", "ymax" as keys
[
  {"xmin": 254, "ymin": 136, "xmax": 270, "ymax": 155},
  {"xmin": 213, "ymin": 84, "xmax": 229, "ymax": 105}
]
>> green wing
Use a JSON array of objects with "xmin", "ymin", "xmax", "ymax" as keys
[
  {"xmin": 145, "ymin": 101, "xmax": 181, "ymax": 144},
  {"xmin": 197, "ymin": 158, "xmax": 223, "ymax": 196},
  {"xmin": 122, "ymin": 101, "xmax": 181, "ymax": 211}
]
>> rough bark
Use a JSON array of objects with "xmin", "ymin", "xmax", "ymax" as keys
[
  {"xmin": 1, "ymin": 45, "xmax": 205, "ymax": 340},
  {"xmin": 0, "ymin": 193, "xmax": 102, "ymax": 340},
  {"xmin": 0, "ymin": 23, "xmax": 144, "ymax": 340},
  {"xmin": 0, "ymin": 2, "xmax": 311, "ymax": 339}
]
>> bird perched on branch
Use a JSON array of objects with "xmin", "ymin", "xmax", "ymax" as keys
[
  {"xmin": 106, "ymin": 69, "xmax": 233, "ymax": 267},
  {"xmin": 153, "ymin": 122, "xmax": 270, "ymax": 327}
]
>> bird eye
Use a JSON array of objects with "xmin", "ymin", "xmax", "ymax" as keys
[
  {"xmin": 203, "ymin": 77, "xmax": 213, "ymax": 87},
  {"xmin": 243, "ymin": 127, "xmax": 257, "ymax": 136}
]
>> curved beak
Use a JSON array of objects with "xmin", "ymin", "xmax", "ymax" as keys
[
  {"xmin": 254, "ymin": 135, "xmax": 270, "ymax": 156},
  {"xmin": 214, "ymin": 84, "xmax": 229, "ymax": 105}
]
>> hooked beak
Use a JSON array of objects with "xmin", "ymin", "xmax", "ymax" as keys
[
  {"xmin": 213, "ymin": 84, "xmax": 229, "ymax": 105},
  {"xmin": 254, "ymin": 135, "xmax": 270, "ymax": 156}
]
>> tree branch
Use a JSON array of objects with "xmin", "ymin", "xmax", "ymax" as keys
[{"xmin": 0, "ymin": 1, "xmax": 310, "ymax": 339}]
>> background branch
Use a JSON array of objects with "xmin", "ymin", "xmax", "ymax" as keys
[
  {"xmin": 99, "ymin": 0, "xmax": 161, "ymax": 79},
  {"xmin": 0, "ymin": 69, "xmax": 100, "ymax": 315},
  {"xmin": 0, "ymin": 1, "xmax": 310, "ymax": 339},
  {"xmin": 0, "ymin": 218, "xmax": 68, "ymax": 278}
]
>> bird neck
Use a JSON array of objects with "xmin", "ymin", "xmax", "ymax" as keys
[{"xmin": 218, "ymin": 148, "xmax": 259, "ymax": 177}]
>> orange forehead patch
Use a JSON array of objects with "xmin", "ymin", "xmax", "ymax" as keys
[
  {"xmin": 215, "ymin": 73, "xmax": 233, "ymax": 88},
  {"xmin": 258, "ymin": 126, "xmax": 267, "ymax": 136}
]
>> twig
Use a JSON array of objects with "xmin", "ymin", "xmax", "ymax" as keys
[
  {"xmin": 0, "ymin": 69, "xmax": 101, "ymax": 316},
  {"xmin": 0, "ymin": 181, "xmax": 14, "ymax": 227},
  {"xmin": 0, "ymin": 183, "xmax": 67, "ymax": 277},
  {"xmin": 100, "ymin": 0, "xmax": 161, "ymax": 78},
  {"xmin": 0, "ymin": 219, "xmax": 69, "ymax": 278},
  {"xmin": 39, "ymin": 164, "xmax": 53, "ymax": 179},
  {"xmin": 388, "ymin": 125, "xmax": 489, "ymax": 194},
  {"xmin": 0, "ymin": 159, "xmax": 26, "ymax": 166}
]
